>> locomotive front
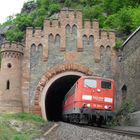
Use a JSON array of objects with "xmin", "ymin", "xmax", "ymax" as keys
[{"xmin": 63, "ymin": 76, "xmax": 115, "ymax": 126}]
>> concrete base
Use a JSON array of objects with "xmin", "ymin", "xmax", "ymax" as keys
[{"xmin": 129, "ymin": 111, "xmax": 140, "ymax": 127}]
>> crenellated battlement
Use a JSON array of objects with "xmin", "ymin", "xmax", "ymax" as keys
[
  {"xmin": 83, "ymin": 20, "xmax": 92, "ymax": 29},
  {"xmin": 60, "ymin": 9, "xmax": 82, "ymax": 20},
  {"xmin": 99, "ymin": 29, "xmax": 115, "ymax": 41},
  {"xmin": 45, "ymin": 19, "xmax": 61, "ymax": 28},
  {"xmin": 82, "ymin": 19, "xmax": 99, "ymax": 31},
  {"xmin": 26, "ymin": 27, "xmax": 44, "ymax": 38},
  {"xmin": 1, "ymin": 42, "xmax": 24, "ymax": 54}
]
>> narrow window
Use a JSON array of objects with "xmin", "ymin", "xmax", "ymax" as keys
[
  {"xmin": 58, "ymin": 21, "xmax": 61, "ymax": 28},
  {"xmin": 101, "ymin": 81, "xmax": 112, "ymax": 89},
  {"xmin": 6, "ymin": 80, "xmax": 10, "ymax": 90},
  {"xmin": 50, "ymin": 21, "xmax": 52, "ymax": 27},
  {"xmin": 7, "ymin": 63, "xmax": 12, "ymax": 68},
  {"xmin": 122, "ymin": 85, "xmax": 127, "ymax": 100}
]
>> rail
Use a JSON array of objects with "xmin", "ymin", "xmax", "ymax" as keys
[{"xmin": 76, "ymin": 124, "xmax": 140, "ymax": 139}]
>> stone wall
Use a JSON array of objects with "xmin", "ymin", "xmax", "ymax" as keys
[
  {"xmin": 0, "ymin": 10, "xmax": 117, "ymax": 115},
  {"xmin": 23, "ymin": 10, "xmax": 117, "ymax": 112},
  {"xmin": 118, "ymin": 27, "xmax": 140, "ymax": 110},
  {"xmin": 0, "ymin": 10, "xmax": 139, "ymax": 117}
]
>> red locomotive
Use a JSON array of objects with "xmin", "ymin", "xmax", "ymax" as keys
[{"xmin": 62, "ymin": 76, "xmax": 115, "ymax": 126}]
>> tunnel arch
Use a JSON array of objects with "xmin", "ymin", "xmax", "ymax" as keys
[
  {"xmin": 41, "ymin": 71, "xmax": 84, "ymax": 120},
  {"xmin": 33, "ymin": 63, "xmax": 93, "ymax": 120}
]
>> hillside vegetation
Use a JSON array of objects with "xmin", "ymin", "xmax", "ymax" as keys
[
  {"xmin": 0, "ymin": 0, "xmax": 140, "ymax": 44},
  {"xmin": 0, "ymin": 113, "xmax": 46, "ymax": 140}
]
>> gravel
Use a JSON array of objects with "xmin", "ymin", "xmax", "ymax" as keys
[{"xmin": 40, "ymin": 122, "xmax": 140, "ymax": 140}]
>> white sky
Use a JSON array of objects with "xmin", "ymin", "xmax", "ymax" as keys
[{"xmin": 0, "ymin": 0, "xmax": 29, "ymax": 24}]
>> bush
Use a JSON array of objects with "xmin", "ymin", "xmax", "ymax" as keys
[
  {"xmin": 14, "ymin": 15, "xmax": 33, "ymax": 31},
  {"xmin": 64, "ymin": 0, "xmax": 72, "ymax": 7},
  {"xmin": 131, "ymin": 6, "xmax": 140, "ymax": 30},
  {"xmin": 107, "ymin": 100, "xmax": 136, "ymax": 126},
  {"xmin": 48, "ymin": 3, "xmax": 61, "ymax": 15},
  {"xmin": 6, "ymin": 28, "xmax": 24, "ymax": 42},
  {"xmin": 83, "ymin": 6, "xmax": 103, "ymax": 21},
  {"xmin": 114, "ymin": 40, "xmax": 123, "ymax": 50},
  {"xmin": 0, "ymin": 113, "xmax": 46, "ymax": 140},
  {"xmin": 120, "ymin": 100, "xmax": 136, "ymax": 115}
]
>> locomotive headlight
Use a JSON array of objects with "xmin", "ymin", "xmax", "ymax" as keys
[
  {"xmin": 87, "ymin": 104, "xmax": 90, "ymax": 107},
  {"xmin": 97, "ymin": 89, "xmax": 101, "ymax": 93},
  {"xmin": 104, "ymin": 105, "xmax": 112, "ymax": 109},
  {"xmin": 104, "ymin": 105, "xmax": 108, "ymax": 109}
]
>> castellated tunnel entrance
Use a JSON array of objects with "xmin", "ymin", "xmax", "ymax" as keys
[{"xmin": 45, "ymin": 74, "xmax": 81, "ymax": 121}]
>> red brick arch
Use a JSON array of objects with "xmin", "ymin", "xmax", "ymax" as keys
[{"xmin": 31, "ymin": 63, "xmax": 93, "ymax": 116}]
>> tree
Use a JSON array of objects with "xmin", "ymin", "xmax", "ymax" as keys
[
  {"xmin": 64, "ymin": 0, "xmax": 72, "ymax": 7},
  {"xmin": 6, "ymin": 28, "xmax": 24, "ymax": 42},
  {"xmin": 14, "ymin": 15, "xmax": 33, "ymax": 31},
  {"xmin": 37, "ymin": 0, "xmax": 50, "ymax": 10},
  {"xmin": 48, "ymin": 3, "xmax": 61, "ymax": 15},
  {"xmin": 131, "ymin": 6, "xmax": 140, "ymax": 30},
  {"xmin": 83, "ymin": 6, "xmax": 103, "ymax": 21}
]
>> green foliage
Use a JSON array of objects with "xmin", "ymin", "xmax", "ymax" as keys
[
  {"xmin": 12, "ymin": 133, "xmax": 30, "ymax": 140},
  {"xmin": 107, "ymin": 100, "xmax": 136, "ymax": 127},
  {"xmin": 37, "ymin": 0, "xmax": 50, "ymax": 10},
  {"xmin": 131, "ymin": 6, "xmax": 140, "ymax": 30},
  {"xmin": 103, "ymin": 0, "xmax": 139, "ymax": 15},
  {"xmin": 114, "ymin": 40, "xmax": 123, "ymax": 50},
  {"xmin": 14, "ymin": 14, "xmax": 33, "ymax": 31},
  {"xmin": 103, "ymin": 14, "xmax": 118, "ymax": 30},
  {"xmin": 120, "ymin": 100, "xmax": 136, "ymax": 115},
  {"xmin": 6, "ymin": 28, "xmax": 24, "ymax": 42},
  {"xmin": 34, "ymin": 16, "xmax": 45, "ymax": 27},
  {"xmin": 0, "ymin": 113, "xmax": 46, "ymax": 140},
  {"xmin": 83, "ymin": 6, "xmax": 103, "ymax": 21},
  {"xmin": 48, "ymin": 3, "xmax": 61, "ymax": 15},
  {"xmin": 64, "ymin": 0, "xmax": 72, "ymax": 7},
  {"xmin": 1, "ymin": 112, "xmax": 45, "ymax": 123},
  {"xmin": 1, "ymin": 0, "xmax": 140, "ymax": 42},
  {"xmin": 104, "ymin": 6, "xmax": 140, "ymax": 35},
  {"xmin": 116, "ymin": 7, "xmax": 133, "ymax": 34}
]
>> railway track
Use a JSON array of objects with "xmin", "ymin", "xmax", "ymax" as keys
[
  {"xmin": 93, "ymin": 126, "xmax": 140, "ymax": 139},
  {"xmin": 76, "ymin": 124, "xmax": 140, "ymax": 139}
]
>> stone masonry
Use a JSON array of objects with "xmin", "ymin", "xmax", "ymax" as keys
[
  {"xmin": 0, "ymin": 10, "xmax": 117, "ymax": 116},
  {"xmin": 118, "ymin": 27, "xmax": 140, "ymax": 110}
]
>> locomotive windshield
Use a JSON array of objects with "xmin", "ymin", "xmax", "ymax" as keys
[
  {"xmin": 84, "ymin": 79, "xmax": 97, "ymax": 88},
  {"xmin": 101, "ymin": 81, "xmax": 111, "ymax": 89}
]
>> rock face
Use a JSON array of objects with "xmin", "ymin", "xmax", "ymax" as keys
[
  {"xmin": 21, "ymin": 1, "xmax": 37, "ymax": 14},
  {"xmin": 129, "ymin": 111, "xmax": 140, "ymax": 127},
  {"xmin": 0, "ymin": 31, "xmax": 5, "ymax": 44}
]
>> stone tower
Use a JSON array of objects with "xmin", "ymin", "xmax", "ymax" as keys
[{"xmin": 0, "ymin": 42, "xmax": 24, "ymax": 112}]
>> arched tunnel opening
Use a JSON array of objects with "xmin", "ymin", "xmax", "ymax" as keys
[{"xmin": 45, "ymin": 75, "xmax": 80, "ymax": 121}]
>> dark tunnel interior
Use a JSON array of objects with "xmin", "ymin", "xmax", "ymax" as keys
[{"xmin": 45, "ymin": 75, "xmax": 80, "ymax": 121}]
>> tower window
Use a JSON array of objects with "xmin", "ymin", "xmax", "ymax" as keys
[
  {"xmin": 7, "ymin": 63, "xmax": 12, "ymax": 68},
  {"xmin": 6, "ymin": 80, "xmax": 10, "ymax": 90}
]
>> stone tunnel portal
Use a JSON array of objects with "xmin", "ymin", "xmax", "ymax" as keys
[{"xmin": 44, "ymin": 73, "xmax": 83, "ymax": 121}]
